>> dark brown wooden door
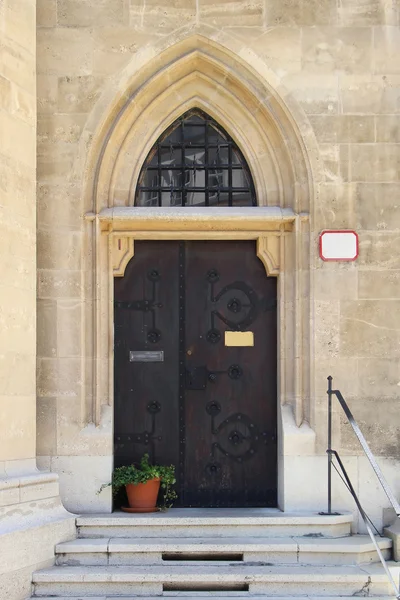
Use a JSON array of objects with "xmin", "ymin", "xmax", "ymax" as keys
[{"xmin": 114, "ymin": 240, "xmax": 277, "ymax": 507}]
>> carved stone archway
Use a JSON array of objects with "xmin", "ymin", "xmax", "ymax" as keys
[{"xmin": 82, "ymin": 34, "xmax": 318, "ymax": 509}]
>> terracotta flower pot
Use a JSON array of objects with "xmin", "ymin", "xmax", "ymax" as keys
[{"xmin": 125, "ymin": 477, "xmax": 161, "ymax": 512}]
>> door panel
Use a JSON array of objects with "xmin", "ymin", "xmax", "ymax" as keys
[
  {"xmin": 183, "ymin": 241, "xmax": 277, "ymax": 507},
  {"xmin": 114, "ymin": 240, "xmax": 277, "ymax": 508},
  {"xmin": 114, "ymin": 241, "xmax": 180, "ymax": 473}
]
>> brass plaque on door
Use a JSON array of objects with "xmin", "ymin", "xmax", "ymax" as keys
[{"xmin": 224, "ymin": 331, "xmax": 254, "ymax": 347}]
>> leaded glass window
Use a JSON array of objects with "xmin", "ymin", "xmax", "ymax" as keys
[{"xmin": 135, "ymin": 110, "xmax": 257, "ymax": 207}]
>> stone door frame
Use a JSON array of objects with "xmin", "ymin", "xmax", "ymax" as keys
[
  {"xmin": 80, "ymin": 34, "xmax": 321, "ymax": 509},
  {"xmin": 85, "ymin": 206, "xmax": 309, "ymax": 508}
]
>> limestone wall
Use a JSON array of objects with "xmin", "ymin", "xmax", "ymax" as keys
[
  {"xmin": 0, "ymin": 2, "xmax": 76, "ymax": 598},
  {"xmin": 0, "ymin": 0, "xmax": 36, "ymax": 473},
  {"xmin": 36, "ymin": 0, "xmax": 400, "ymax": 528}
]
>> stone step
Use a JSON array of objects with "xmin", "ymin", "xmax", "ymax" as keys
[
  {"xmin": 77, "ymin": 509, "xmax": 353, "ymax": 539},
  {"xmin": 32, "ymin": 563, "xmax": 400, "ymax": 597},
  {"xmin": 26, "ymin": 597, "xmax": 400, "ymax": 600},
  {"xmin": 55, "ymin": 535, "xmax": 392, "ymax": 566}
]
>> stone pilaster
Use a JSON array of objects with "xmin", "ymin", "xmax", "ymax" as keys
[{"xmin": 0, "ymin": 0, "xmax": 75, "ymax": 597}]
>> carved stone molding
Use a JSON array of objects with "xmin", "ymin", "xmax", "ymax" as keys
[
  {"xmin": 81, "ymin": 36, "xmax": 315, "ymax": 435},
  {"xmin": 112, "ymin": 236, "xmax": 134, "ymax": 277},
  {"xmin": 256, "ymin": 235, "xmax": 281, "ymax": 277},
  {"xmin": 101, "ymin": 207, "xmax": 294, "ymax": 279},
  {"xmin": 110, "ymin": 232, "xmax": 282, "ymax": 279}
]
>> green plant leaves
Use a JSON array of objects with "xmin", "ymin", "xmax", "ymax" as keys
[{"xmin": 97, "ymin": 453, "xmax": 177, "ymax": 510}]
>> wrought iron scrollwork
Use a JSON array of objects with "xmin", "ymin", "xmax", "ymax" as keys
[
  {"xmin": 186, "ymin": 364, "xmax": 244, "ymax": 388},
  {"xmin": 114, "ymin": 400, "xmax": 163, "ymax": 463},
  {"xmin": 115, "ymin": 268, "xmax": 163, "ymax": 345},
  {"xmin": 229, "ymin": 430, "xmax": 245, "ymax": 445},
  {"xmin": 227, "ymin": 297, "xmax": 242, "ymax": 313},
  {"xmin": 206, "ymin": 462, "xmax": 221, "ymax": 476},
  {"xmin": 205, "ymin": 270, "xmax": 277, "ymax": 337},
  {"xmin": 207, "ymin": 269, "xmax": 220, "ymax": 283},
  {"xmin": 211, "ymin": 281, "xmax": 258, "ymax": 331},
  {"xmin": 206, "ymin": 271, "xmax": 258, "ymax": 332},
  {"xmin": 228, "ymin": 364, "xmax": 242, "ymax": 380},
  {"xmin": 206, "ymin": 401, "xmax": 221, "ymax": 416},
  {"xmin": 206, "ymin": 328, "xmax": 221, "ymax": 344},
  {"xmin": 205, "ymin": 406, "xmax": 260, "ymax": 465},
  {"xmin": 147, "ymin": 329, "xmax": 161, "ymax": 343},
  {"xmin": 148, "ymin": 269, "xmax": 160, "ymax": 282},
  {"xmin": 147, "ymin": 400, "xmax": 161, "ymax": 414}
]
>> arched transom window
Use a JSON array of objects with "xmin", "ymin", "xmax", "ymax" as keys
[{"xmin": 135, "ymin": 110, "xmax": 256, "ymax": 207}]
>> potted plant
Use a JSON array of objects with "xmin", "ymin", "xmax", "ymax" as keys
[{"xmin": 98, "ymin": 453, "xmax": 177, "ymax": 512}]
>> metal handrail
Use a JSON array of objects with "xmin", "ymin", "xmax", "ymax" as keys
[
  {"xmin": 325, "ymin": 376, "xmax": 400, "ymax": 600},
  {"xmin": 328, "ymin": 449, "xmax": 400, "ymax": 600},
  {"xmin": 326, "ymin": 376, "xmax": 400, "ymax": 517}
]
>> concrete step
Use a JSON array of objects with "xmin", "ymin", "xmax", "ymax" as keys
[
  {"xmin": 77, "ymin": 509, "xmax": 353, "ymax": 539},
  {"xmin": 27, "ymin": 597, "xmax": 400, "ymax": 600},
  {"xmin": 32, "ymin": 563, "xmax": 400, "ymax": 597},
  {"xmin": 55, "ymin": 535, "xmax": 392, "ymax": 566}
]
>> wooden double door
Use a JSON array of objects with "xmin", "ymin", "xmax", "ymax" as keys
[{"xmin": 114, "ymin": 240, "xmax": 277, "ymax": 507}]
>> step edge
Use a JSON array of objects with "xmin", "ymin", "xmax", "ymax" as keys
[
  {"xmin": 76, "ymin": 515, "xmax": 354, "ymax": 527},
  {"xmin": 55, "ymin": 537, "xmax": 392, "ymax": 554},
  {"xmin": 32, "ymin": 570, "xmax": 394, "ymax": 583}
]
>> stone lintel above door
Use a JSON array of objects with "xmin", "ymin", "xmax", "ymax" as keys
[
  {"xmin": 86, "ymin": 205, "xmax": 310, "ymax": 435},
  {"xmin": 88, "ymin": 206, "xmax": 305, "ymax": 278},
  {"xmin": 96, "ymin": 206, "xmax": 297, "ymax": 234}
]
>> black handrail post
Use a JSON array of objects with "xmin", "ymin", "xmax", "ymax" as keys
[
  {"xmin": 327, "ymin": 375, "xmax": 333, "ymax": 515},
  {"xmin": 321, "ymin": 378, "xmax": 400, "ymax": 598}
]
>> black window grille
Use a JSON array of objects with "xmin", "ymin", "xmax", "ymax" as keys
[{"xmin": 135, "ymin": 109, "xmax": 257, "ymax": 207}]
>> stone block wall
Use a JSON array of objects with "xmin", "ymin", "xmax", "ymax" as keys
[
  {"xmin": 36, "ymin": 0, "xmax": 400, "ymax": 527},
  {"xmin": 0, "ymin": 0, "xmax": 37, "ymax": 474},
  {"xmin": 0, "ymin": 2, "xmax": 76, "ymax": 598}
]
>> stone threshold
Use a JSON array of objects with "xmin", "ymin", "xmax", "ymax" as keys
[{"xmin": 77, "ymin": 508, "xmax": 353, "ymax": 524}]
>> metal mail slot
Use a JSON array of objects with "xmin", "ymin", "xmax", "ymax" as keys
[{"xmin": 129, "ymin": 350, "xmax": 164, "ymax": 362}]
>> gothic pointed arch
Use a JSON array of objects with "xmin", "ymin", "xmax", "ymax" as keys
[
  {"xmin": 136, "ymin": 108, "xmax": 257, "ymax": 208},
  {"xmin": 81, "ymin": 33, "xmax": 316, "ymax": 441},
  {"xmin": 84, "ymin": 35, "xmax": 320, "ymax": 216}
]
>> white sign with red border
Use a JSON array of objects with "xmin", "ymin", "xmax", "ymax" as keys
[{"xmin": 319, "ymin": 230, "xmax": 358, "ymax": 262}]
